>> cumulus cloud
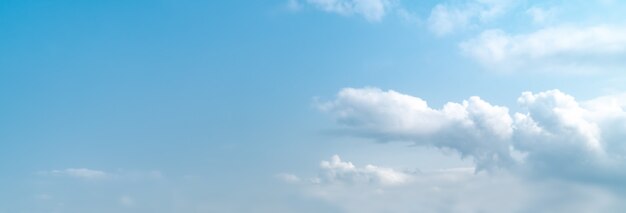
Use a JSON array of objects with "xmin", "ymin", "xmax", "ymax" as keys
[
  {"xmin": 304, "ymin": 0, "xmax": 393, "ymax": 22},
  {"xmin": 460, "ymin": 25, "xmax": 626, "ymax": 73},
  {"xmin": 428, "ymin": 0, "xmax": 514, "ymax": 36},
  {"xmin": 513, "ymin": 90, "xmax": 626, "ymax": 182},
  {"xmin": 281, "ymin": 155, "xmax": 411, "ymax": 186},
  {"xmin": 317, "ymin": 155, "xmax": 411, "ymax": 185},
  {"xmin": 318, "ymin": 87, "xmax": 626, "ymax": 183},
  {"xmin": 283, "ymin": 155, "xmax": 626, "ymax": 213},
  {"xmin": 318, "ymin": 87, "xmax": 515, "ymax": 171}
]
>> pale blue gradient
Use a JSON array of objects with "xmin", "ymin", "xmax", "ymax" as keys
[{"xmin": 3, "ymin": 0, "xmax": 626, "ymax": 212}]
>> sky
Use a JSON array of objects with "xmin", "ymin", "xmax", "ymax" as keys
[{"xmin": 3, "ymin": 0, "xmax": 626, "ymax": 212}]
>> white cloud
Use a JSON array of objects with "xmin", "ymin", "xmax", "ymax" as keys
[
  {"xmin": 305, "ymin": 0, "xmax": 393, "ymax": 22},
  {"xmin": 295, "ymin": 88, "xmax": 626, "ymax": 212},
  {"xmin": 40, "ymin": 168, "xmax": 109, "ymax": 180},
  {"xmin": 318, "ymin": 87, "xmax": 515, "ymax": 171},
  {"xmin": 427, "ymin": 0, "xmax": 513, "ymax": 36},
  {"xmin": 281, "ymin": 155, "xmax": 411, "ymax": 186},
  {"xmin": 319, "ymin": 155, "xmax": 411, "ymax": 185},
  {"xmin": 513, "ymin": 90, "xmax": 626, "ymax": 181},
  {"xmin": 460, "ymin": 25, "xmax": 626, "ymax": 73},
  {"xmin": 318, "ymin": 87, "xmax": 626, "ymax": 183},
  {"xmin": 284, "ymin": 155, "xmax": 626, "ymax": 213}
]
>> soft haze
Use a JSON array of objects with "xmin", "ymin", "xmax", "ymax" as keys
[{"xmin": 2, "ymin": 0, "xmax": 626, "ymax": 212}]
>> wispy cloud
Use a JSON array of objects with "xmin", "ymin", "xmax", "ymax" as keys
[
  {"xmin": 427, "ymin": 0, "xmax": 514, "ymax": 36},
  {"xmin": 39, "ymin": 168, "xmax": 110, "ymax": 180},
  {"xmin": 290, "ymin": 0, "xmax": 394, "ymax": 22},
  {"xmin": 460, "ymin": 25, "xmax": 626, "ymax": 73},
  {"xmin": 525, "ymin": 6, "xmax": 556, "ymax": 24},
  {"xmin": 285, "ymin": 0, "xmax": 303, "ymax": 12},
  {"xmin": 119, "ymin": 195, "xmax": 135, "ymax": 207},
  {"xmin": 37, "ymin": 168, "xmax": 164, "ymax": 181}
]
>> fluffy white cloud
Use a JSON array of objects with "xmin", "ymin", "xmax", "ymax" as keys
[
  {"xmin": 40, "ymin": 168, "xmax": 109, "ymax": 180},
  {"xmin": 318, "ymin": 155, "xmax": 411, "ymax": 185},
  {"xmin": 305, "ymin": 0, "xmax": 393, "ymax": 22},
  {"xmin": 283, "ymin": 155, "xmax": 626, "ymax": 213},
  {"xmin": 460, "ymin": 25, "xmax": 626, "ymax": 73},
  {"xmin": 319, "ymin": 87, "xmax": 626, "ymax": 182},
  {"xmin": 283, "ymin": 155, "xmax": 411, "ymax": 186},
  {"xmin": 318, "ymin": 87, "xmax": 515, "ymax": 171},
  {"xmin": 428, "ymin": 0, "xmax": 513, "ymax": 36},
  {"xmin": 513, "ymin": 90, "xmax": 626, "ymax": 181}
]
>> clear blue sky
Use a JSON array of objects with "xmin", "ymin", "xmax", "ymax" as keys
[{"xmin": 3, "ymin": 0, "xmax": 626, "ymax": 212}]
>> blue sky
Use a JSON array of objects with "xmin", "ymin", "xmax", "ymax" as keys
[{"xmin": 3, "ymin": 0, "xmax": 626, "ymax": 212}]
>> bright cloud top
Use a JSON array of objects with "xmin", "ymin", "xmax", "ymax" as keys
[
  {"xmin": 319, "ymin": 88, "xmax": 626, "ymax": 183},
  {"xmin": 460, "ymin": 25, "xmax": 626, "ymax": 73}
]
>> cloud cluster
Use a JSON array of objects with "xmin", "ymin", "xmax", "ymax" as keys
[
  {"xmin": 427, "ymin": 1, "xmax": 626, "ymax": 74},
  {"xmin": 318, "ymin": 87, "xmax": 626, "ymax": 182},
  {"xmin": 461, "ymin": 25, "xmax": 626, "ymax": 73},
  {"xmin": 292, "ymin": 0, "xmax": 626, "ymax": 74},
  {"xmin": 304, "ymin": 0, "xmax": 393, "ymax": 22},
  {"xmin": 281, "ymin": 155, "xmax": 626, "ymax": 213}
]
